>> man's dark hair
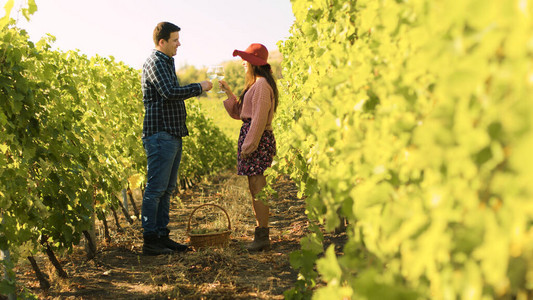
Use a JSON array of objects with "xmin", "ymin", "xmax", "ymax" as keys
[{"xmin": 153, "ymin": 22, "xmax": 181, "ymax": 46}]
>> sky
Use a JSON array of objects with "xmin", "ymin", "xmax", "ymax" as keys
[{"xmin": 4, "ymin": 0, "xmax": 296, "ymax": 70}]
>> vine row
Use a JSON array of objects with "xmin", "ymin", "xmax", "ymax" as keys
[{"xmin": 273, "ymin": 0, "xmax": 533, "ymax": 299}]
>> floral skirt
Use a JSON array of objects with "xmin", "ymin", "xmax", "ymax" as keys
[{"xmin": 237, "ymin": 120, "xmax": 276, "ymax": 176}]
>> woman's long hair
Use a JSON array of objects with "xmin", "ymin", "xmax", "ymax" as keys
[{"xmin": 239, "ymin": 62, "xmax": 279, "ymax": 112}]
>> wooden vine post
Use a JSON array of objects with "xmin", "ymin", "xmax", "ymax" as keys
[
  {"xmin": 27, "ymin": 256, "xmax": 50, "ymax": 290},
  {"xmin": 110, "ymin": 206, "xmax": 122, "ymax": 231},
  {"xmin": 126, "ymin": 187, "xmax": 140, "ymax": 219},
  {"xmin": 118, "ymin": 193, "xmax": 133, "ymax": 225},
  {"xmin": 41, "ymin": 240, "xmax": 68, "ymax": 279},
  {"xmin": 84, "ymin": 189, "xmax": 97, "ymax": 259},
  {"xmin": 100, "ymin": 211, "xmax": 111, "ymax": 242},
  {"xmin": 83, "ymin": 230, "xmax": 97, "ymax": 260}
]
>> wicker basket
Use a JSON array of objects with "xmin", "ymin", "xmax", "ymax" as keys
[{"xmin": 186, "ymin": 203, "xmax": 231, "ymax": 248}]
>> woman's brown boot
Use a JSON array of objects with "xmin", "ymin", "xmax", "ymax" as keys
[{"xmin": 247, "ymin": 227, "xmax": 271, "ymax": 251}]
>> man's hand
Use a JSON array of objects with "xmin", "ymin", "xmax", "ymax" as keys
[{"xmin": 200, "ymin": 80, "xmax": 213, "ymax": 92}]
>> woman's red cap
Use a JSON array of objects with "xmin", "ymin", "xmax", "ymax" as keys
[{"xmin": 233, "ymin": 43, "xmax": 269, "ymax": 66}]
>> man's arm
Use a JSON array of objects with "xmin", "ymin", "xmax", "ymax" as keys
[{"xmin": 147, "ymin": 59, "xmax": 203, "ymax": 101}]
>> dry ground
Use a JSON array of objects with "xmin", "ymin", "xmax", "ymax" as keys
[{"xmin": 13, "ymin": 170, "xmax": 347, "ymax": 299}]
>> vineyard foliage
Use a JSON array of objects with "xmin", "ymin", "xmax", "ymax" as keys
[
  {"xmin": 274, "ymin": 0, "xmax": 533, "ymax": 299},
  {"xmin": 0, "ymin": 4, "xmax": 233, "ymax": 295}
]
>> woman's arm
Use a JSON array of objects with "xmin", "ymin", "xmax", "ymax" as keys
[
  {"xmin": 223, "ymin": 95, "xmax": 242, "ymax": 120},
  {"xmin": 220, "ymin": 80, "xmax": 242, "ymax": 120}
]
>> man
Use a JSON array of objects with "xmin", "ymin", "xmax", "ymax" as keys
[{"xmin": 141, "ymin": 22, "xmax": 212, "ymax": 255}]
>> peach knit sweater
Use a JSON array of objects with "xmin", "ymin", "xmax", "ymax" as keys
[{"xmin": 223, "ymin": 77, "xmax": 275, "ymax": 155}]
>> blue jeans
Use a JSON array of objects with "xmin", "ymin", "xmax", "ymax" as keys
[{"xmin": 141, "ymin": 131, "xmax": 182, "ymax": 237}]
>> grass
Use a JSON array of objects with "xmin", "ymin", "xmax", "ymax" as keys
[{"xmin": 191, "ymin": 93, "xmax": 242, "ymax": 142}]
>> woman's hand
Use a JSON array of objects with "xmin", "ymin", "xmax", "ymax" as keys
[{"xmin": 219, "ymin": 80, "xmax": 233, "ymax": 97}]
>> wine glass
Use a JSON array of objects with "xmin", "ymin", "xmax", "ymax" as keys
[
  {"xmin": 206, "ymin": 66, "xmax": 217, "ymax": 93},
  {"xmin": 215, "ymin": 66, "xmax": 225, "ymax": 94}
]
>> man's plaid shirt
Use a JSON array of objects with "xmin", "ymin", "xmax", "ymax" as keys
[{"xmin": 142, "ymin": 50, "xmax": 202, "ymax": 138}]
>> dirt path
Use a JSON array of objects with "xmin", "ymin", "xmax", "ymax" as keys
[{"xmin": 14, "ymin": 171, "xmax": 346, "ymax": 299}]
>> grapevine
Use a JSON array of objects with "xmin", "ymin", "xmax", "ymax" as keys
[
  {"xmin": 274, "ymin": 0, "xmax": 533, "ymax": 299},
  {"xmin": 0, "ymin": 6, "xmax": 234, "ymax": 295}
]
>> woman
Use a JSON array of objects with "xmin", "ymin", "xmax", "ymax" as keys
[{"xmin": 219, "ymin": 43, "xmax": 279, "ymax": 252}]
